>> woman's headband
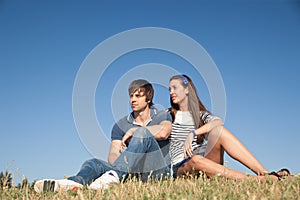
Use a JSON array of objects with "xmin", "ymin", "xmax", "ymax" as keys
[{"xmin": 179, "ymin": 75, "xmax": 188, "ymax": 86}]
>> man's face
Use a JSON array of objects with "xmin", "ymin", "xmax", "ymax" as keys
[{"xmin": 129, "ymin": 89, "xmax": 148, "ymax": 112}]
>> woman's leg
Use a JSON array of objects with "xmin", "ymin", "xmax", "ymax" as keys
[
  {"xmin": 204, "ymin": 126, "xmax": 267, "ymax": 175},
  {"xmin": 177, "ymin": 125, "xmax": 269, "ymax": 179},
  {"xmin": 178, "ymin": 155, "xmax": 247, "ymax": 179},
  {"xmin": 177, "ymin": 155, "xmax": 274, "ymax": 181}
]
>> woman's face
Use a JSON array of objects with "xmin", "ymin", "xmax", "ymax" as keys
[{"xmin": 169, "ymin": 79, "xmax": 188, "ymax": 105}]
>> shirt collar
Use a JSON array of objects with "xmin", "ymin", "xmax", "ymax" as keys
[{"xmin": 127, "ymin": 105, "xmax": 158, "ymax": 125}]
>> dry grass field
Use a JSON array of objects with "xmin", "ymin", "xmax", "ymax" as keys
[{"xmin": 1, "ymin": 174, "xmax": 299, "ymax": 200}]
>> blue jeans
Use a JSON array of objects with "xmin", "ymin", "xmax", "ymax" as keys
[{"xmin": 68, "ymin": 127, "xmax": 170, "ymax": 185}]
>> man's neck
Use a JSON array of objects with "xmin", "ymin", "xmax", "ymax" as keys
[{"xmin": 134, "ymin": 106, "xmax": 151, "ymax": 126}]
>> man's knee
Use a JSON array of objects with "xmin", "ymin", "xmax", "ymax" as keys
[
  {"xmin": 82, "ymin": 158, "xmax": 99, "ymax": 167},
  {"xmin": 133, "ymin": 127, "xmax": 153, "ymax": 139}
]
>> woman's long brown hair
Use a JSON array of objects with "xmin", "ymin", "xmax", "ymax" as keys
[{"xmin": 169, "ymin": 75, "xmax": 208, "ymax": 143}]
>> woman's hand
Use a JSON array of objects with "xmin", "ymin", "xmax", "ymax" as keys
[{"xmin": 183, "ymin": 132, "xmax": 195, "ymax": 157}]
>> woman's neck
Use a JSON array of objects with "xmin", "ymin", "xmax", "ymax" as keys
[
  {"xmin": 179, "ymin": 106, "xmax": 188, "ymax": 112},
  {"xmin": 178, "ymin": 98, "xmax": 189, "ymax": 111}
]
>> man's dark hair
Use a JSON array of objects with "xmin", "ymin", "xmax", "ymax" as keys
[{"xmin": 128, "ymin": 79, "xmax": 154, "ymax": 106}]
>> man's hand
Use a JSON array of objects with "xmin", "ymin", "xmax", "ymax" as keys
[
  {"xmin": 108, "ymin": 140, "xmax": 122, "ymax": 165},
  {"xmin": 121, "ymin": 127, "xmax": 137, "ymax": 150}
]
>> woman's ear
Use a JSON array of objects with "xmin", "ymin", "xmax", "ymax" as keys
[{"xmin": 185, "ymin": 87, "xmax": 189, "ymax": 95}]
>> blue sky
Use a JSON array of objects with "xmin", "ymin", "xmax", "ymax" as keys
[{"xmin": 1, "ymin": 0, "xmax": 300, "ymax": 184}]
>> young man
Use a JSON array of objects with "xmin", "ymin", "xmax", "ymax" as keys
[{"xmin": 34, "ymin": 79, "xmax": 172, "ymax": 192}]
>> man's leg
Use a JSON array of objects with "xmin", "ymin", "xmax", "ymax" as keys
[
  {"xmin": 112, "ymin": 127, "xmax": 170, "ymax": 182},
  {"xmin": 68, "ymin": 158, "xmax": 113, "ymax": 185}
]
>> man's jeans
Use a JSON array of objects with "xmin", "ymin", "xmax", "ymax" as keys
[{"xmin": 68, "ymin": 127, "xmax": 171, "ymax": 185}]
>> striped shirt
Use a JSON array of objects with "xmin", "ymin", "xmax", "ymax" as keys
[{"xmin": 170, "ymin": 111, "xmax": 219, "ymax": 166}]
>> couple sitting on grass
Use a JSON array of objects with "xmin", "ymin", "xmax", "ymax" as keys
[{"xmin": 34, "ymin": 75, "xmax": 291, "ymax": 192}]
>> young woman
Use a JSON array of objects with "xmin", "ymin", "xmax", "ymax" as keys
[{"xmin": 168, "ymin": 74, "xmax": 290, "ymax": 181}]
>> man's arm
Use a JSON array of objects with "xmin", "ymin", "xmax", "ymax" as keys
[
  {"xmin": 108, "ymin": 140, "xmax": 122, "ymax": 165},
  {"xmin": 123, "ymin": 120, "xmax": 172, "ymax": 144},
  {"xmin": 113, "ymin": 120, "xmax": 171, "ymax": 164},
  {"xmin": 145, "ymin": 120, "xmax": 172, "ymax": 140}
]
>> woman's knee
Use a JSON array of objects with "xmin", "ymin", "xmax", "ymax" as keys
[
  {"xmin": 209, "ymin": 125, "xmax": 224, "ymax": 138},
  {"xmin": 177, "ymin": 156, "xmax": 205, "ymax": 176},
  {"xmin": 190, "ymin": 155, "xmax": 205, "ymax": 166},
  {"xmin": 179, "ymin": 156, "xmax": 203, "ymax": 170}
]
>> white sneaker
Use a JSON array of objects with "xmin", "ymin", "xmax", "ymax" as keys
[
  {"xmin": 34, "ymin": 179, "xmax": 83, "ymax": 192},
  {"xmin": 89, "ymin": 170, "xmax": 119, "ymax": 190}
]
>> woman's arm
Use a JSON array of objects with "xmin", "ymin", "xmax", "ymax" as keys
[
  {"xmin": 184, "ymin": 119, "xmax": 223, "ymax": 157},
  {"xmin": 194, "ymin": 119, "xmax": 223, "ymax": 136}
]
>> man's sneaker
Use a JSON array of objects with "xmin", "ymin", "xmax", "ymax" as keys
[
  {"xmin": 34, "ymin": 179, "xmax": 83, "ymax": 192},
  {"xmin": 89, "ymin": 170, "xmax": 119, "ymax": 190}
]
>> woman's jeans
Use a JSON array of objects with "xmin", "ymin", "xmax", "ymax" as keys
[{"xmin": 68, "ymin": 127, "xmax": 171, "ymax": 185}]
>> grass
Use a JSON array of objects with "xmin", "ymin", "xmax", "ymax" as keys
[{"xmin": 1, "ymin": 175, "xmax": 300, "ymax": 200}]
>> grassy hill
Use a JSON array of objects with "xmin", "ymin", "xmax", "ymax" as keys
[{"xmin": 1, "ymin": 175, "xmax": 299, "ymax": 199}]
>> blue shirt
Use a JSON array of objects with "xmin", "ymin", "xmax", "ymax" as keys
[{"xmin": 111, "ymin": 105, "xmax": 172, "ymax": 156}]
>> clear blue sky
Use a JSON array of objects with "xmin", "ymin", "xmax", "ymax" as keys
[{"xmin": 1, "ymin": 0, "xmax": 299, "ymax": 184}]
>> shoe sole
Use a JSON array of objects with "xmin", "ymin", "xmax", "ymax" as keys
[
  {"xmin": 34, "ymin": 180, "xmax": 56, "ymax": 193},
  {"xmin": 43, "ymin": 180, "xmax": 56, "ymax": 192},
  {"xmin": 34, "ymin": 179, "xmax": 82, "ymax": 193}
]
